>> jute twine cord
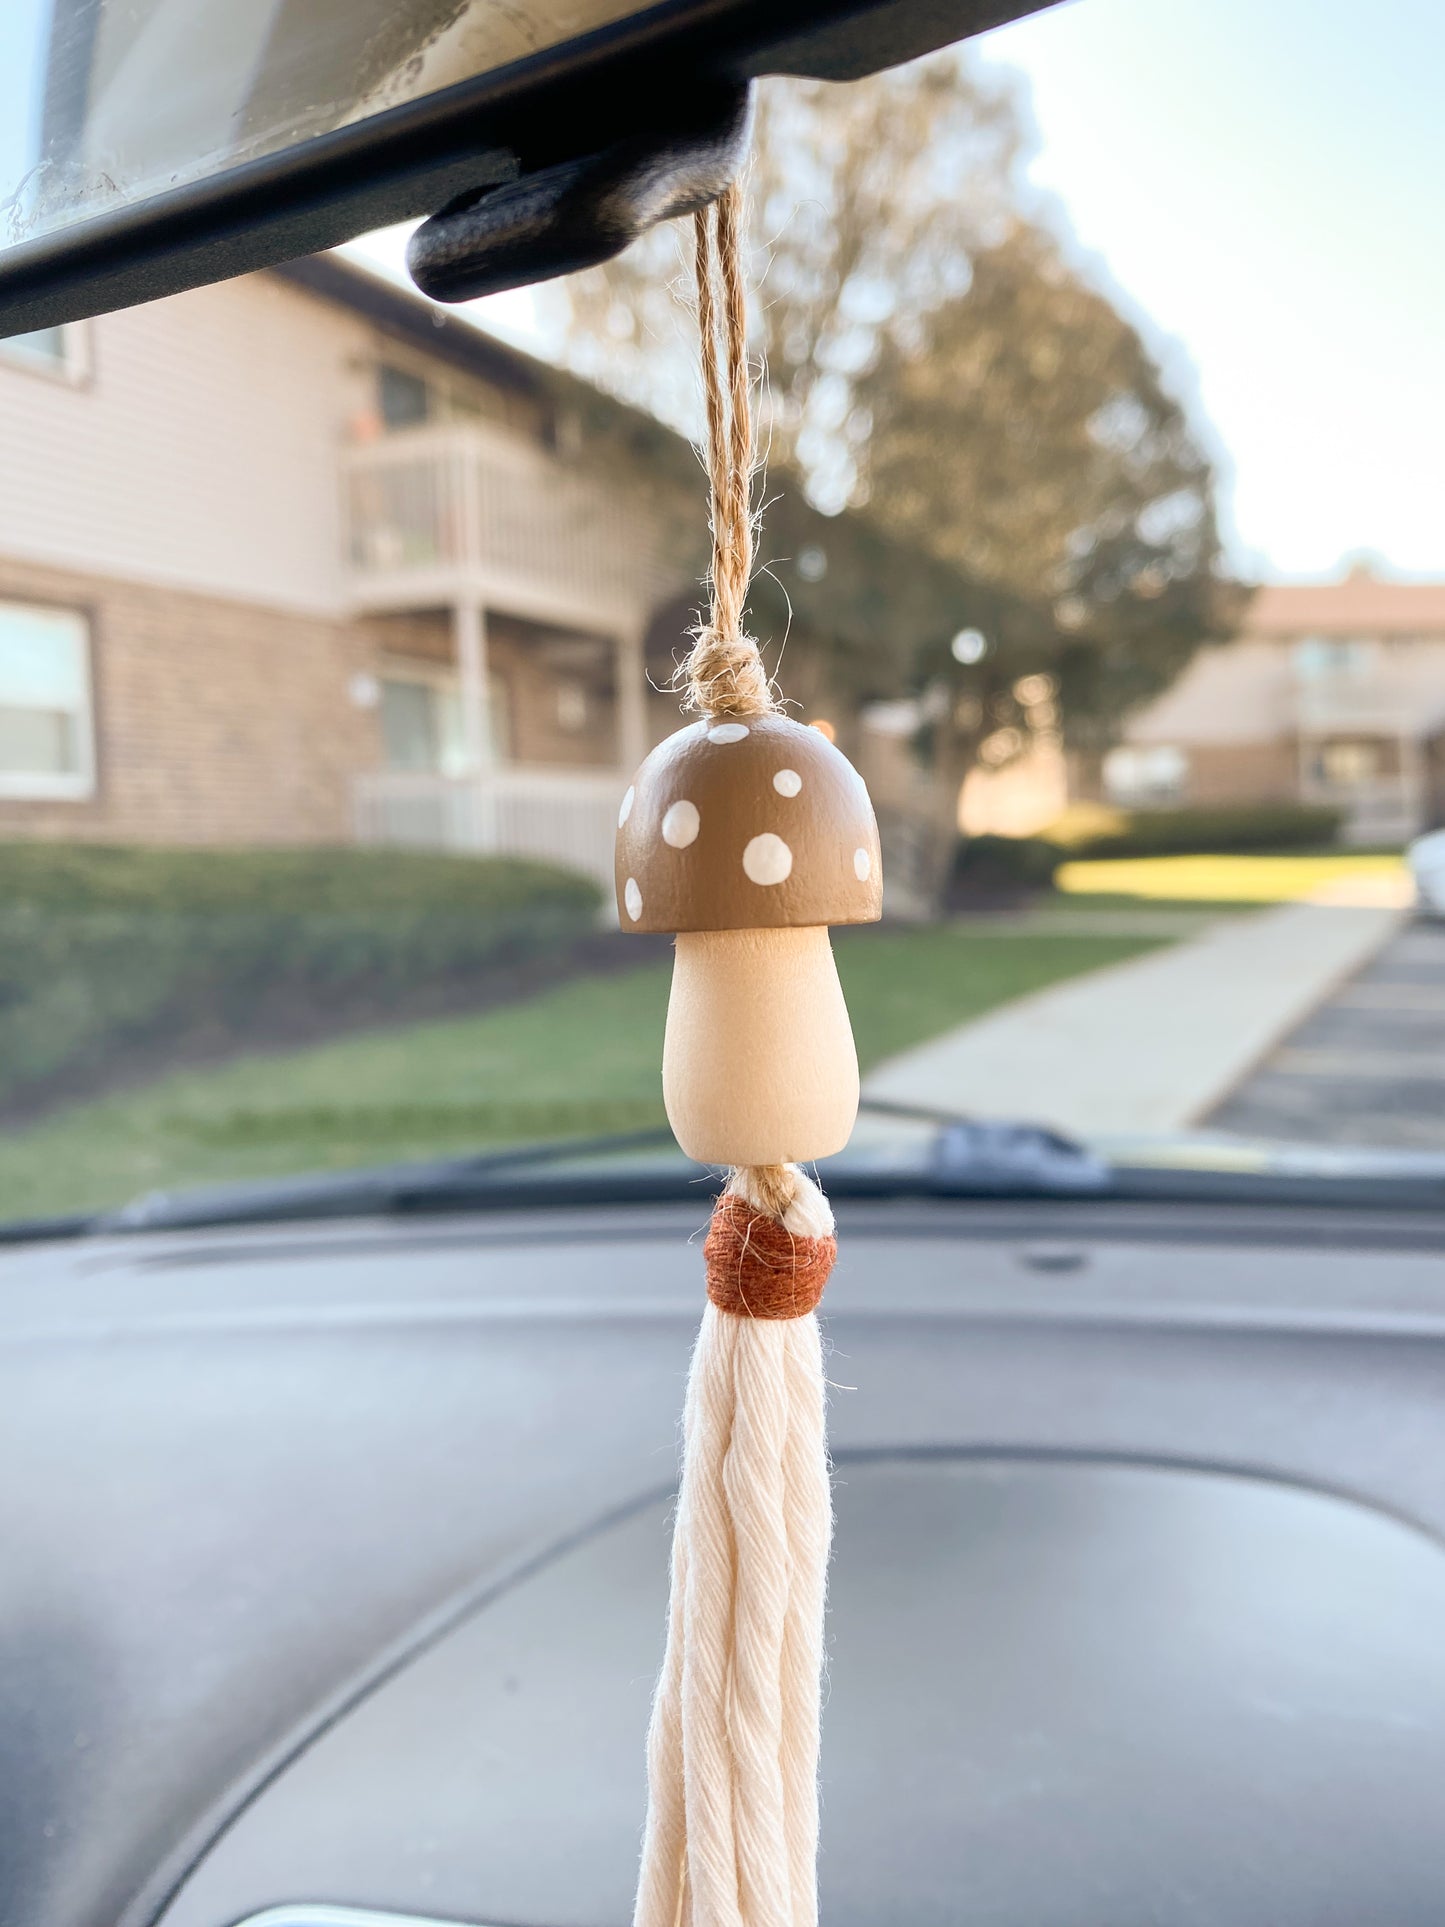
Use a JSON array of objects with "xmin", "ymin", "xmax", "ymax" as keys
[
  {"xmin": 681, "ymin": 182, "xmax": 777, "ymax": 724},
  {"xmin": 704, "ymin": 1195, "xmax": 837, "ymax": 1320}
]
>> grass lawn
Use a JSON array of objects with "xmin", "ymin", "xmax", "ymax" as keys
[
  {"xmin": 1056, "ymin": 851, "xmax": 1407, "ymax": 904},
  {"xmin": 0, "ymin": 923, "xmax": 1164, "ymax": 1223}
]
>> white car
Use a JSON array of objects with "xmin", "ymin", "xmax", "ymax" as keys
[{"xmin": 1408, "ymin": 828, "xmax": 1445, "ymax": 916}]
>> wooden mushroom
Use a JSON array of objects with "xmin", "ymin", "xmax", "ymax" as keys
[{"xmin": 617, "ymin": 712, "xmax": 882, "ymax": 1166}]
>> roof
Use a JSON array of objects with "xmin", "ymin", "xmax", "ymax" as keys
[
  {"xmin": 275, "ymin": 251, "xmax": 603, "ymax": 408},
  {"xmin": 1247, "ymin": 568, "xmax": 1445, "ymax": 638}
]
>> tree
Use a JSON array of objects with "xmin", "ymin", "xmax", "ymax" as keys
[
  {"xmin": 541, "ymin": 52, "xmax": 1241, "ymax": 855},
  {"xmin": 544, "ymin": 54, "xmax": 1025, "ymax": 496},
  {"xmin": 865, "ymin": 220, "xmax": 1237, "ymax": 739},
  {"xmin": 863, "ymin": 219, "xmax": 1242, "ymax": 844}
]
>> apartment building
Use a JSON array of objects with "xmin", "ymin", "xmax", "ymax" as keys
[
  {"xmin": 1103, "ymin": 562, "xmax": 1445, "ymax": 843},
  {"xmin": 0, "ymin": 252, "xmax": 972, "ymax": 894}
]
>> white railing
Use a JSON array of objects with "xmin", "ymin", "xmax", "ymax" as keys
[
  {"xmin": 1293, "ymin": 675, "xmax": 1419, "ymax": 735},
  {"xmin": 354, "ymin": 765, "xmax": 626, "ymax": 890},
  {"xmin": 1299, "ymin": 772, "xmax": 1420, "ymax": 845},
  {"xmin": 343, "ymin": 423, "xmax": 674, "ymax": 618}
]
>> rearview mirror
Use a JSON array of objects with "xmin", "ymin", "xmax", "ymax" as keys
[{"xmin": 0, "ymin": 0, "xmax": 1053, "ymax": 336}]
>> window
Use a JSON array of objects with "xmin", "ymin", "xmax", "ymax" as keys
[
  {"xmin": 1103, "ymin": 744, "xmax": 1188, "ymax": 805},
  {"xmin": 379, "ymin": 662, "xmax": 509, "ymax": 772},
  {"xmin": 0, "ymin": 602, "xmax": 96, "ymax": 799},
  {"xmin": 555, "ymin": 681, "xmax": 589, "ymax": 732},
  {"xmin": 0, "ymin": 323, "xmax": 88, "ymax": 381},
  {"xmin": 380, "ymin": 676, "xmax": 465, "ymax": 774},
  {"xmin": 377, "ymin": 364, "xmax": 431, "ymax": 431},
  {"xmin": 1294, "ymin": 637, "xmax": 1375, "ymax": 681},
  {"xmin": 1312, "ymin": 739, "xmax": 1385, "ymax": 789}
]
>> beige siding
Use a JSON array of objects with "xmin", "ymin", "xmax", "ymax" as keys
[
  {"xmin": 1124, "ymin": 632, "xmax": 1445, "ymax": 751},
  {"xmin": 1123, "ymin": 638, "xmax": 1296, "ymax": 747},
  {"xmin": 0, "ymin": 275, "xmax": 373, "ymax": 617}
]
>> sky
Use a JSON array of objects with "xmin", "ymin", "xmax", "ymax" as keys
[
  {"xmin": 340, "ymin": 0, "xmax": 1441, "ymax": 584},
  {"xmin": 974, "ymin": 0, "xmax": 1445, "ymax": 580}
]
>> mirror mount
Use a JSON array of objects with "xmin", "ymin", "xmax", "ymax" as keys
[
  {"xmin": 0, "ymin": 0, "xmax": 1059, "ymax": 338},
  {"xmin": 407, "ymin": 83, "xmax": 753, "ymax": 303}
]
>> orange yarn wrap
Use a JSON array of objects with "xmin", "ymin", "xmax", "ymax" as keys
[{"xmin": 703, "ymin": 1192, "xmax": 838, "ymax": 1321}]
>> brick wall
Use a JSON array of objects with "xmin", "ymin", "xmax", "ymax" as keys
[
  {"xmin": 488, "ymin": 616, "xmax": 618, "ymax": 768},
  {"xmin": 357, "ymin": 611, "xmax": 453, "ymax": 665},
  {"xmin": 1070, "ymin": 738, "xmax": 1302, "ymax": 808},
  {"xmin": 1179, "ymin": 739, "xmax": 1301, "ymax": 805},
  {"xmin": 0, "ymin": 557, "xmax": 381, "ymax": 846}
]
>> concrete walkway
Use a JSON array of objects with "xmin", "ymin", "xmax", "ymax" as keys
[{"xmin": 863, "ymin": 899, "xmax": 1409, "ymax": 1139}]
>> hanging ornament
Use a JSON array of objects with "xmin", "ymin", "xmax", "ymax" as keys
[{"xmin": 616, "ymin": 179, "xmax": 882, "ymax": 1927}]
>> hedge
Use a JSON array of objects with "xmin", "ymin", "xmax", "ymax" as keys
[
  {"xmin": 0, "ymin": 845, "xmax": 602, "ymax": 1113},
  {"xmin": 944, "ymin": 803, "xmax": 1346, "ymax": 907},
  {"xmin": 944, "ymin": 833, "xmax": 1063, "ymax": 907},
  {"xmin": 1071, "ymin": 803, "xmax": 1343, "ymax": 858},
  {"xmin": 0, "ymin": 841, "xmax": 603, "ymax": 913}
]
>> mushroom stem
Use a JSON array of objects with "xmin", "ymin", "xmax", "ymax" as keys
[{"xmin": 663, "ymin": 926, "xmax": 860, "ymax": 1167}]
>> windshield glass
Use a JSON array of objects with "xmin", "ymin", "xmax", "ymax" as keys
[
  {"xmin": 1, "ymin": 0, "xmax": 1440, "ymax": 1228},
  {"xmin": 0, "ymin": 0, "xmax": 642, "ymax": 252}
]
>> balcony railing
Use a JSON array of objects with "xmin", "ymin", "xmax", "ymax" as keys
[
  {"xmin": 354, "ymin": 765, "xmax": 626, "ymax": 891},
  {"xmin": 1298, "ymin": 771, "xmax": 1420, "ymax": 845},
  {"xmin": 1293, "ymin": 674, "xmax": 1421, "ymax": 736},
  {"xmin": 343, "ymin": 423, "xmax": 674, "ymax": 622}
]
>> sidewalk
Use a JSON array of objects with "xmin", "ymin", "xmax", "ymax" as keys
[{"xmin": 862, "ymin": 899, "xmax": 1408, "ymax": 1139}]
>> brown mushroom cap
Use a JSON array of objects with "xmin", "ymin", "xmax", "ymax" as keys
[{"xmin": 615, "ymin": 715, "xmax": 883, "ymax": 933}]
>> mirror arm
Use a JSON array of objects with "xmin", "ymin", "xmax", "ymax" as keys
[{"xmin": 406, "ymin": 82, "xmax": 754, "ymax": 302}]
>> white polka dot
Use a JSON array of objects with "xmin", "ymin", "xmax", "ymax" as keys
[
  {"xmin": 662, "ymin": 799, "xmax": 700, "ymax": 848},
  {"xmin": 854, "ymin": 847, "xmax": 872, "ymax": 882},
  {"xmin": 743, "ymin": 833, "xmax": 793, "ymax": 886},
  {"xmin": 773, "ymin": 768, "xmax": 802, "ymax": 797},
  {"xmin": 707, "ymin": 722, "xmax": 750, "ymax": 744},
  {"xmin": 624, "ymin": 877, "xmax": 643, "ymax": 921},
  {"xmin": 617, "ymin": 785, "xmax": 635, "ymax": 827}
]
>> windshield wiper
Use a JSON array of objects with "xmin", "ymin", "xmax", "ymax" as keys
[
  {"xmin": 10, "ymin": 1102, "xmax": 1445, "ymax": 1245},
  {"xmin": 1, "ymin": 1105, "xmax": 1110, "ymax": 1241},
  {"xmin": 861, "ymin": 1102, "xmax": 1112, "ymax": 1197}
]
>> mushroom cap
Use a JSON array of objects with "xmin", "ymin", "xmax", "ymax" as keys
[{"xmin": 615, "ymin": 714, "xmax": 883, "ymax": 933}]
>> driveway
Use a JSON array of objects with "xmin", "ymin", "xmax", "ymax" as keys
[{"xmin": 1208, "ymin": 918, "xmax": 1445, "ymax": 1150}]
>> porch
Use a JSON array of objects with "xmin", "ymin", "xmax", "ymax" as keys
[
  {"xmin": 341, "ymin": 419, "xmax": 679, "ymax": 889},
  {"xmin": 1292, "ymin": 660, "xmax": 1445, "ymax": 845}
]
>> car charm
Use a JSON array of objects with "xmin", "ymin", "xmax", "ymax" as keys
[{"xmin": 616, "ymin": 178, "xmax": 882, "ymax": 1927}]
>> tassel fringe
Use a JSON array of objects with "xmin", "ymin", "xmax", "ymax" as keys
[{"xmin": 635, "ymin": 1168, "xmax": 834, "ymax": 1927}]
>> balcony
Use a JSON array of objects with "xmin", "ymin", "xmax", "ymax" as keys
[
  {"xmin": 342, "ymin": 422, "xmax": 678, "ymax": 632},
  {"xmin": 1292, "ymin": 672, "xmax": 1422, "ymax": 737},
  {"xmin": 354, "ymin": 765, "xmax": 625, "ymax": 893}
]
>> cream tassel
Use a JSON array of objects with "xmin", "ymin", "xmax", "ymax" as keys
[{"xmin": 635, "ymin": 1167, "xmax": 834, "ymax": 1927}]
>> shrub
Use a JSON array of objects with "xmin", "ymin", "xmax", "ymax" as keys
[
  {"xmin": 943, "ymin": 802, "xmax": 1345, "ymax": 910},
  {"xmin": 0, "ymin": 841, "xmax": 599, "ymax": 914},
  {"xmin": 1066, "ymin": 803, "xmax": 1343, "ymax": 858},
  {"xmin": 0, "ymin": 844, "xmax": 602, "ymax": 1112},
  {"xmin": 944, "ymin": 833, "xmax": 1062, "ymax": 908}
]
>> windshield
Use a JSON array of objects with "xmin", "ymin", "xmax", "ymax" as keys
[{"xmin": 1, "ymin": 0, "xmax": 1440, "ymax": 1230}]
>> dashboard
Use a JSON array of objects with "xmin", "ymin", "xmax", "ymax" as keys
[{"xmin": 4, "ymin": 1195, "xmax": 1445, "ymax": 1927}]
